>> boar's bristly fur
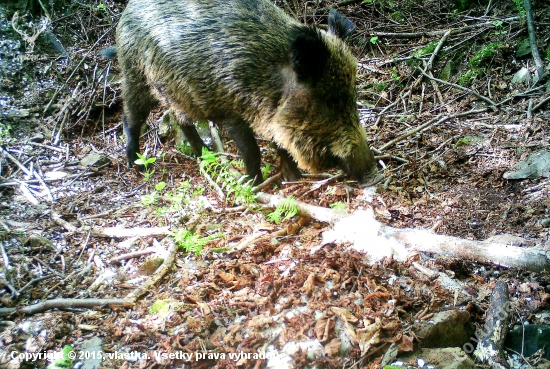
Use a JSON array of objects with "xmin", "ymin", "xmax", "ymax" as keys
[{"xmin": 114, "ymin": 0, "xmax": 380, "ymax": 185}]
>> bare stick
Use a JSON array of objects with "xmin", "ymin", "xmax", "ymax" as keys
[
  {"xmin": 418, "ymin": 69, "xmax": 498, "ymax": 109},
  {"xmin": 0, "ymin": 241, "xmax": 10, "ymax": 269},
  {"xmin": 1, "ymin": 147, "xmax": 33, "ymax": 177},
  {"xmin": 364, "ymin": 17, "xmax": 518, "ymax": 38},
  {"xmin": 126, "ymin": 239, "xmax": 177, "ymax": 300},
  {"xmin": 110, "ymin": 249, "xmax": 156, "ymax": 263},
  {"xmin": 379, "ymin": 109, "xmax": 487, "ymax": 151},
  {"xmin": 89, "ymin": 226, "xmax": 171, "ymax": 238},
  {"xmin": 532, "ymin": 94, "xmax": 550, "ymax": 112},
  {"xmin": 51, "ymin": 210, "xmax": 78, "ymax": 232},
  {"xmin": 0, "ymin": 298, "xmax": 135, "ymax": 317}
]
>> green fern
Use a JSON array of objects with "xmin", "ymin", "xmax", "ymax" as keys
[{"xmin": 267, "ymin": 196, "xmax": 299, "ymax": 224}]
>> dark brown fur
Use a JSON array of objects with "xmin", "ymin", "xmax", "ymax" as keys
[{"xmin": 115, "ymin": 0, "xmax": 379, "ymax": 185}]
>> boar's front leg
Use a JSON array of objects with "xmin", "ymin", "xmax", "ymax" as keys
[
  {"xmin": 225, "ymin": 120, "xmax": 263, "ymax": 186},
  {"xmin": 277, "ymin": 148, "xmax": 302, "ymax": 182}
]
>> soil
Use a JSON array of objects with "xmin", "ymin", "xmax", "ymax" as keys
[{"xmin": 0, "ymin": 0, "xmax": 549, "ymax": 368}]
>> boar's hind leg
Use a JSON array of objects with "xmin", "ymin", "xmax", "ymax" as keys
[
  {"xmin": 277, "ymin": 148, "xmax": 302, "ymax": 182},
  {"xmin": 122, "ymin": 77, "xmax": 155, "ymax": 169},
  {"xmin": 174, "ymin": 111, "xmax": 207, "ymax": 157},
  {"xmin": 225, "ymin": 121, "xmax": 263, "ymax": 186}
]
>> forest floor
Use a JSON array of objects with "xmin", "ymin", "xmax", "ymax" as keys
[{"xmin": 0, "ymin": 0, "xmax": 550, "ymax": 368}]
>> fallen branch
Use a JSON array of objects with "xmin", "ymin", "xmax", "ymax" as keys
[
  {"xmin": 256, "ymin": 192, "xmax": 348, "ymax": 224},
  {"xmin": 89, "ymin": 226, "xmax": 171, "ymax": 238},
  {"xmin": 378, "ymin": 109, "xmax": 488, "ymax": 151},
  {"xmin": 322, "ymin": 210, "xmax": 550, "ymax": 272},
  {"xmin": 126, "ymin": 238, "xmax": 177, "ymax": 300},
  {"xmin": 363, "ymin": 17, "xmax": 518, "ymax": 39},
  {"xmin": 0, "ymin": 298, "xmax": 134, "ymax": 317},
  {"xmin": 474, "ymin": 282, "xmax": 511, "ymax": 369},
  {"xmin": 418, "ymin": 69, "xmax": 498, "ymax": 109},
  {"xmin": 110, "ymin": 248, "xmax": 157, "ymax": 263}
]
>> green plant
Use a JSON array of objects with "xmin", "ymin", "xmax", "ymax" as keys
[
  {"xmin": 454, "ymin": 136, "xmax": 481, "ymax": 147},
  {"xmin": 135, "ymin": 152, "xmax": 156, "ymax": 181},
  {"xmin": 47, "ymin": 346, "xmax": 74, "ymax": 369},
  {"xmin": 173, "ymin": 229, "xmax": 222, "ymax": 255},
  {"xmin": 140, "ymin": 181, "xmax": 166, "ymax": 206},
  {"xmin": 390, "ymin": 67, "xmax": 400, "ymax": 82},
  {"xmin": 178, "ymin": 142, "xmax": 194, "ymax": 156},
  {"xmin": 330, "ymin": 202, "xmax": 347, "ymax": 211},
  {"xmin": 262, "ymin": 163, "xmax": 271, "ymax": 181},
  {"xmin": 200, "ymin": 148, "xmax": 256, "ymax": 205},
  {"xmin": 0, "ymin": 123, "xmax": 11, "ymax": 144},
  {"xmin": 492, "ymin": 21, "xmax": 507, "ymax": 35},
  {"xmin": 512, "ymin": 0, "xmax": 525, "ymax": 14},
  {"xmin": 412, "ymin": 40, "xmax": 438, "ymax": 57},
  {"xmin": 470, "ymin": 43, "xmax": 499, "ymax": 68},
  {"xmin": 267, "ymin": 196, "xmax": 299, "ymax": 224},
  {"xmin": 458, "ymin": 69, "xmax": 478, "ymax": 86},
  {"xmin": 97, "ymin": 3, "xmax": 105, "ymax": 10},
  {"xmin": 370, "ymin": 36, "xmax": 378, "ymax": 45}
]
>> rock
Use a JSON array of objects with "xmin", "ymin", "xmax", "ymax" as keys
[
  {"xmin": 399, "ymin": 347, "xmax": 476, "ymax": 369},
  {"xmin": 80, "ymin": 337, "xmax": 103, "ymax": 369},
  {"xmin": 415, "ymin": 310, "xmax": 474, "ymax": 348},
  {"xmin": 80, "ymin": 153, "xmax": 109, "ymax": 167},
  {"xmin": 503, "ymin": 151, "xmax": 550, "ymax": 180}
]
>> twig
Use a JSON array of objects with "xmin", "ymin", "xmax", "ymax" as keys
[
  {"xmin": 0, "ymin": 298, "xmax": 135, "ymax": 317},
  {"xmin": 125, "ymin": 238, "xmax": 177, "ymax": 300},
  {"xmin": 199, "ymin": 161, "xmax": 225, "ymax": 201},
  {"xmin": 110, "ymin": 249, "xmax": 156, "ymax": 263},
  {"xmin": 254, "ymin": 172, "xmax": 282, "ymax": 192},
  {"xmin": 1, "ymin": 147, "xmax": 33, "ymax": 177},
  {"xmin": 425, "ymin": 30, "xmax": 452, "ymax": 74},
  {"xmin": 418, "ymin": 69, "xmax": 498, "ymax": 109},
  {"xmin": 532, "ymin": 94, "xmax": 550, "ymax": 112},
  {"xmin": 26, "ymin": 142, "xmax": 66, "ymax": 153},
  {"xmin": 363, "ymin": 17, "xmax": 518, "ymax": 38},
  {"xmin": 89, "ymin": 226, "xmax": 171, "ymax": 238},
  {"xmin": 0, "ymin": 241, "xmax": 10, "ymax": 269},
  {"xmin": 33, "ymin": 170, "xmax": 54, "ymax": 202},
  {"xmin": 44, "ymin": 26, "xmax": 114, "ymax": 113},
  {"xmin": 51, "ymin": 210, "xmax": 78, "ymax": 232},
  {"xmin": 379, "ymin": 109, "xmax": 488, "ymax": 151}
]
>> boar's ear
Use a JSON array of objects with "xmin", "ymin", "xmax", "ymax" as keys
[
  {"xmin": 291, "ymin": 27, "xmax": 329, "ymax": 84},
  {"xmin": 328, "ymin": 9, "xmax": 356, "ymax": 40}
]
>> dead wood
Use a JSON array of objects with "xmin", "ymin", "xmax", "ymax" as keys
[
  {"xmin": 89, "ymin": 226, "xmax": 171, "ymax": 238},
  {"xmin": 474, "ymin": 281, "xmax": 511, "ymax": 369},
  {"xmin": 382, "ymin": 225, "xmax": 550, "ymax": 272},
  {"xmin": 109, "ymin": 248, "xmax": 156, "ymax": 263},
  {"xmin": 418, "ymin": 69, "xmax": 498, "ymax": 109},
  {"xmin": 0, "ymin": 298, "xmax": 135, "ymax": 317},
  {"xmin": 125, "ymin": 238, "xmax": 177, "ymax": 300},
  {"xmin": 378, "ymin": 109, "xmax": 488, "ymax": 151},
  {"xmin": 256, "ymin": 192, "xmax": 349, "ymax": 224},
  {"xmin": 324, "ymin": 210, "xmax": 550, "ymax": 272},
  {"xmin": 364, "ymin": 17, "xmax": 518, "ymax": 38}
]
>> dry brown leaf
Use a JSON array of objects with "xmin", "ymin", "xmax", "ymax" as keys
[{"xmin": 324, "ymin": 338, "xmax": 342, "ymax": 357}]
